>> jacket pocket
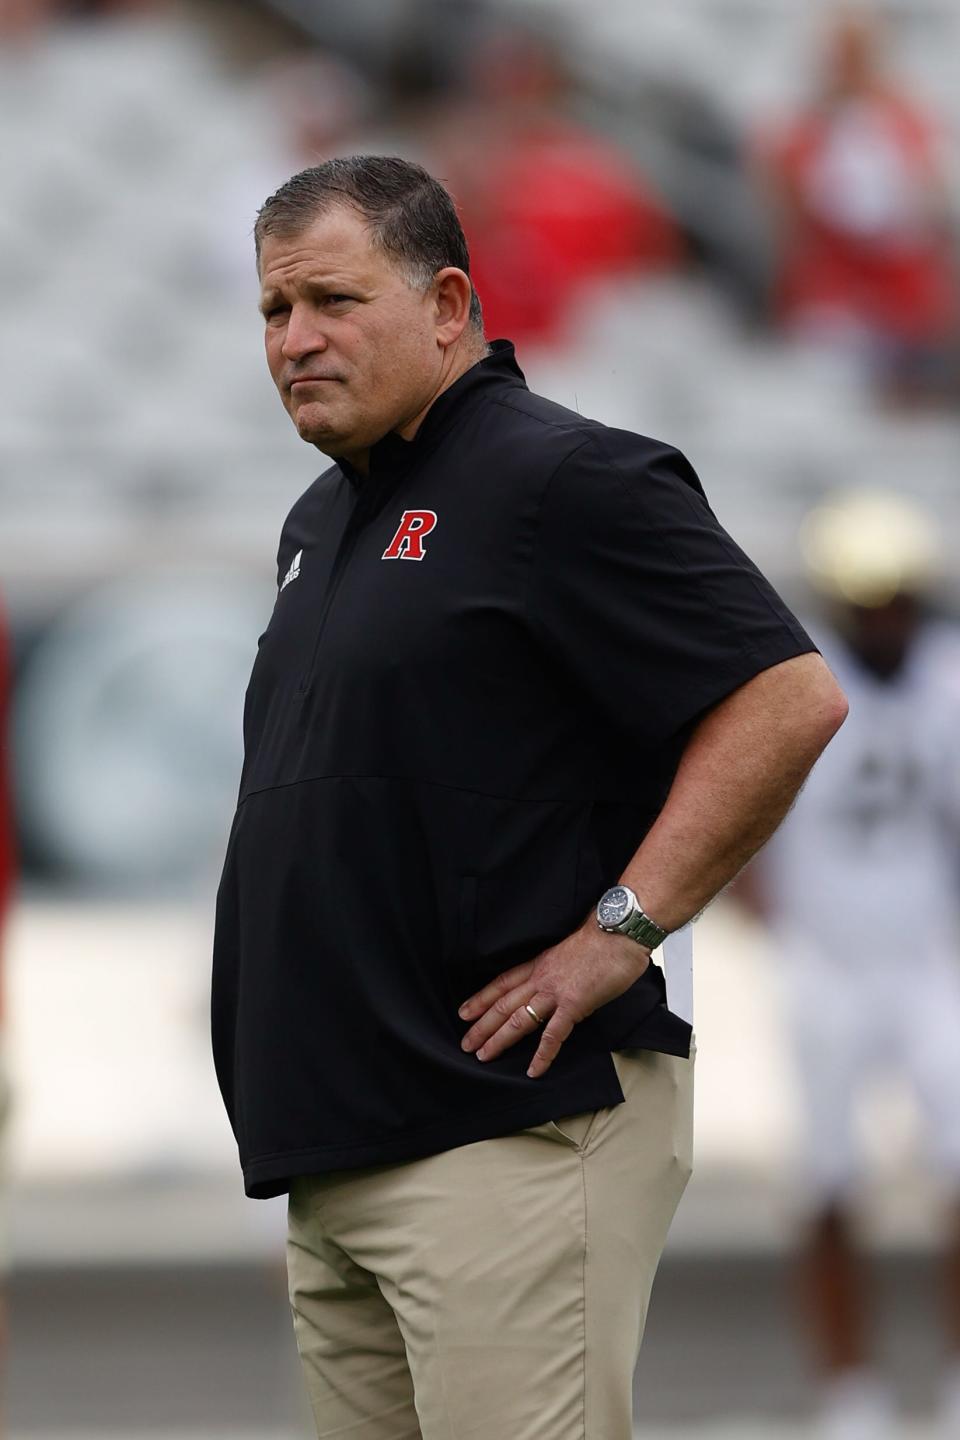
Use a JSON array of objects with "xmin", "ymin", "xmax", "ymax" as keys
[
  {"xmin": 574, "ymin": 821, "xmax": 607, "ymax": 923},
  {"xmin": 453, "ymin": 798, "xmax": 589, "ymax": 991},
  {"xmin": 449, "ymin": 873, "xmax": 484, "ymax": 1014},
  {"xmin": 457, "ymin": 874, "xmax": 478, "ymax": 964}
]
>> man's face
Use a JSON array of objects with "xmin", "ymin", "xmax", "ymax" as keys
[{"xmin": 258, "ymin": 205, "xmax": 445, "ymax": 461}]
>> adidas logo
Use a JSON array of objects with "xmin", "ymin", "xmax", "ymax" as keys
[{"xmin": 280, "ymin": 549, "xmax": 302, "ymax": 591}]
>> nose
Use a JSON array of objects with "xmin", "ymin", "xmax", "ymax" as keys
[{"xmin": 280, "ymin": 302, "xmax": 328, "ymax": 363}]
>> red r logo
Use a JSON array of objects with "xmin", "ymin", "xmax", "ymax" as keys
[{"xmin": 382, "ymin": 509, "xmax": 438, "ymax": 561}]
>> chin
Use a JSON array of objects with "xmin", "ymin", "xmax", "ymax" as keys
[
  {"xmin": 295, "ymin": 419, "xmax": 336, "ymax": 447},
  {"xmin": 293, "ymin": 406, "xmax": 344, "ymax": 450}
]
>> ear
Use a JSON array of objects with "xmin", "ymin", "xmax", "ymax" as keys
[{"xmin": 433, "ymin": 267, "xmax": 474, "ymax": 348}]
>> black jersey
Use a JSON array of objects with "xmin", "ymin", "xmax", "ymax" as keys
[{"xmin": 212, "ymin": 340, "xmax": 814, "ymax": 1198}]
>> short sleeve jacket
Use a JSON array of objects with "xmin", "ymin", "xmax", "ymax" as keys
[{"xmin": 212, "ymin": 341, "xmax": 814, "ymax": 1198}]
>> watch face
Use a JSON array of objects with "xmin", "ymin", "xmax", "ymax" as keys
[{"xmin": 598, "ymin": 886, "xmax": 631, "ymax": 928}]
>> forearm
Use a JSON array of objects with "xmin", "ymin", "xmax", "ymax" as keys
[{"xmin": 614, "ymin": 653, "xmax": 847, "ymax": 933}]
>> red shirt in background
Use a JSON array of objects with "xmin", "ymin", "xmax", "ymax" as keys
[
  {"xmin": 459, "ymin": 121, "xmax": 681, "ymax": 345},
  {"xmin": 766, "ymin": 92, "xmax": 957, "ymax": 344}
]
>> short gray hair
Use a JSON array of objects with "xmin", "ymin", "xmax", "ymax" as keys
[{"xmin": 255, "ymin": 155, "xmax": 484, "ymax": 331}]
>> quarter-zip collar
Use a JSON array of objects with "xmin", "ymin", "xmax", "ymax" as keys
[{"xmin": 336, "ymin": 339, "xmax": 526, "ymax": 491}]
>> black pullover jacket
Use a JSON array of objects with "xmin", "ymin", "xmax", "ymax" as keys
[{"xmin": 212, "ymin": 341, "xmax": 814, "ymax": 1198}]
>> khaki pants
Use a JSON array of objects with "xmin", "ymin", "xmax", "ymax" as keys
[{"xmin": 287, "ymin": 1042, "xmax": 695, "ymax": 1440}]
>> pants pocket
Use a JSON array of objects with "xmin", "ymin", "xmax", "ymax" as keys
[{"xmin": 523, "ymin": 1107, "xmax": 602, "ymax": 1152}]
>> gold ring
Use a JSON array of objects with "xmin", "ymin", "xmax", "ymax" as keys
[{"xmin": 524, "ymin": 1002, "xmax": 545, "ymax": 1025}]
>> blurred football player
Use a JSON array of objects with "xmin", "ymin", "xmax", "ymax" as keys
[{"xmin": 739, "ymin": 491, "xmax": 960, "ymax": 1438}]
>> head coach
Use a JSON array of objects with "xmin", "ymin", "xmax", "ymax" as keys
[{"xmin": 211, "ymin": 155, "xmax": 847, "ymax": 1439}]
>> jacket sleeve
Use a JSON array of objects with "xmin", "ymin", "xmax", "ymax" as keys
[{"xmin": 525, "ymin": 433, "xmax": 816, "ymax": 748}]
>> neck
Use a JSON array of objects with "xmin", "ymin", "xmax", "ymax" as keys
[{"xmin": 338, "ymin": 335, "xmax": 489, "ymax": 477}]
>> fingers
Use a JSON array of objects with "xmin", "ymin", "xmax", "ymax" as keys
[
  {"xmin": 458, "ymin": 960, "xmax": 536, "ymax": 1023},
  {"xmin": 527, "ymin": 1007, "xmax": 576, "ymax": 1078},
  {"xmin": 460, "ymin": 984, "xmax": 577, "ymax": 1079},
  {"xmin": 457, "ymin": 952, "xmax": 588, "ymax": 1078},
  {"xmin": 460, "ymin": 983, "xmax": 551, "ymax": 1056}
]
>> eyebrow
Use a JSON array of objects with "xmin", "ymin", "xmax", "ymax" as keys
[{"xmin": 258, "ymin": 276, "xmax": 361, "ymax": 316}]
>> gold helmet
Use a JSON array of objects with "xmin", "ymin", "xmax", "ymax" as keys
[{"xmin": 800, "ymin": 489, "xmax": 943, "ymax": 608}]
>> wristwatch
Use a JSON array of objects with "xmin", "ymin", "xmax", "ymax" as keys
[{"xmin": 596, "ymin": 884, "xmax": 669, "ymax": 950}]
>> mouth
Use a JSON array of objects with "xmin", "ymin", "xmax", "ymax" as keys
[{"xmin": 289, "ymin": 376, "xmax": 341, "ymax": 389}]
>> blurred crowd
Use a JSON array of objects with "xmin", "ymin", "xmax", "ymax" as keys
[
  {"xmin": 3, "ymin": 0, "xmax": 959, "ymax": 394},
  {"xmin": 233, "ymin": 1, "xmax": 960, "ymax": 398}
]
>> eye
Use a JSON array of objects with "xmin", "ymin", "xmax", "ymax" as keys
[{"xmin": 262, "ymin": 304, "xmax": 289, "ymax": 324}]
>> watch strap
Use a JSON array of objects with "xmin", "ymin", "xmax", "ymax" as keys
[{"xmin": 621, "ymin": 906, "xmax": 669, "ymax": 950}]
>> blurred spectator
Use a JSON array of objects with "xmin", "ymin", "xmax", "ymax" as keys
[
  {"xmin": 757, "ymin": 7, "xmax": 959, "ymax": 404},
  {"xmin": 426, "ymin": 21, "xmax": 682, "ymax": 345},
  {"xmin": 0, "ymin": 0, "xmax": 56, "ymax": 39},
  {"xmin": 0, "ymin": 598, "xmax": 13, "ymax": 1407},
  {"xmin": 737, "ymin": 491, "xmax": 960, "ymax": 1438},
  {"xmin": 0, "ymin": 0, "xmax": 167, "ymax": 35},
  {"xmin": 215, "ymin": 50, "xmax": 377, "ymax": 289},
  {"xmin": 265, "ymin": 52, "xmax": 374, "ymax": 161},
  {"xmin": 231, "ymin": 11, "xmax": 683, "ymax": 349}
]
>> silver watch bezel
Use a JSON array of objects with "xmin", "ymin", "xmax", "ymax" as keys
[{"xmin": 596, "ymin": 884, "xmax": 668, "ymax": 949}]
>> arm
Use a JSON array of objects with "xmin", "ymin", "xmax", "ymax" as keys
[
  {"xmin": 459, "ymin": 652, "xmax": 847, "ymax": 1076},
  {"xmin": 617, "ymin": 652, "xmax": 845, "ymax": 930}
]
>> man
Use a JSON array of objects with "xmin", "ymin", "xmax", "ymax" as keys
[
  {"xmin": 738, "ymin": 490, "xmax": 960, "ymax": 1439},
  {"xmin": 211, "ymin": 155, "xmax": 847, "ymax": 1440}
]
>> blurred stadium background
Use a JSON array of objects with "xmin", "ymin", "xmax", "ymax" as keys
[{"xmin": 2, "ymin": 0, "xmax": 960, "ymax": 1434}]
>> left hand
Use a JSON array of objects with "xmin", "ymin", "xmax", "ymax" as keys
[{"xmin": 458, "ymin": 921, "xmax": 651, "ymax": 1078}]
